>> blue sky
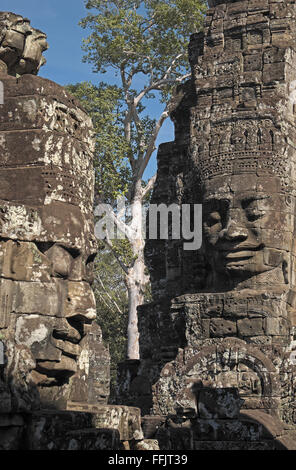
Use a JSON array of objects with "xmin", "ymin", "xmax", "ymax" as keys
[{"xmin": 3, "ymin": 0, "xmax": 175, "ymax": 179}]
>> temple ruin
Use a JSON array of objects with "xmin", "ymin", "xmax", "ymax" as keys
[
  {"xmin": 2, "ymin": 0, "xmax": 296, "ymax": 451},
  {"xmin": 119, "ymin": 0, "xmax": 296, "ymax": 450}
]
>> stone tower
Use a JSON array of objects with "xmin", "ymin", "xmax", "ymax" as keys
[
  {"xmin": 0, "ymin": 12, "xmax": 110, "ymax": 412},
  {"xmin": 120, "ymin": 0, "xmax": 296, "ymax": 450}
]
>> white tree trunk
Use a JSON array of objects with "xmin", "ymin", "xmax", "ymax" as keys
[
  {"xmin": 125, "ymin": 191, "xmax": 147, "ymax": 360},
  {"xmin": 126, "ymin": 261, "xmax": 144, "ymax": 360}
]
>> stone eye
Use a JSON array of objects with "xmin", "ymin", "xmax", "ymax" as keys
[
  {"xmin": 37, "ymin": 244, "xmax": 80, "ymax": 279},
  {"xmin": 206, "ymin": 211, "xmax": 221, "ymax": 227},
  {"xmin": 246, "ymin": 209, "xmax": 264, "ymax": 222},
  {"xmin": 242, "ymin": 199, "xmax": 265, "ymax": 222}
]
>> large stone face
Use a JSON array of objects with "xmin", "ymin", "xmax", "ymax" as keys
[
  {"xmin": 0, "ymin": 13, "xmax": 110, "ymax": 414},
  {"xmin": 118, "ymin": 0, "xmax": 296, "ymax": 450}
]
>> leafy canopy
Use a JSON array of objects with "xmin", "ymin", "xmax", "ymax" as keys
[
  {"xmin": 66, "ymin": 82, "xmax": 131, "ymax": 202},
  {"xmin": 81, "ymin": 0, "xmax": 206, "ymax": 101}
]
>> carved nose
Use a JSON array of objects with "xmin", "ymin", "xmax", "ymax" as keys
[
  {"xmin": 64, "ymin": 281, "xmax": 97, "ymax": 322},
  {"xmin": 22, "ymin": 34, "xmax": 40, "ymax": 62},
  {"xmin": 222, "ymin": 221, "xmax": 248, "ymax": 241}
]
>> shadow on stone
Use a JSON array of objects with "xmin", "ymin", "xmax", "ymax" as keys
[{"xmin": 147, "ymin": 387, "xmax": 296, "ymax": 451}]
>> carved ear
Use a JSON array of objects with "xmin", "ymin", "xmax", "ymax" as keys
[{"xmin": 282, "ymin": 255, "xmax": 289, "ymax": 284}]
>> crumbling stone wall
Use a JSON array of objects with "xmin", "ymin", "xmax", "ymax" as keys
[{"xmin": 119, "ymin": 0, "xmax": 296, "ymax": 450}]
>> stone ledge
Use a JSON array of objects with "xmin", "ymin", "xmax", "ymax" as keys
[{"xmin": 66, "ymin": 402, "xmax": 144, "ymax": 441}]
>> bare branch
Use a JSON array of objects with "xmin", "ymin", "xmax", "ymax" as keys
[
  {"xmin": 103, "ymin": 236, "xmax": 129, "ymax": 275},
  {"xmin": 96, "ymin": 290, "xmax": 115, "ymax": 313},
  {"xmin": 175, "ymin": 72, "xmax": 191, "ymax": 83},
  {"xmin": 162, "ymin": 53, "xmax": 184, "ymax": 81},
  {"xmin": 137, "ymin": 107, "xmax": 170, "ymax": 180},
  {"xmin": 142, "ymin": 174, "xmax": 156, "ymax": 198},
  {"xmin": 96, "ymin": 273, "xmax": 124, "ymax": 315},
  {"xmin": 134, "ymin": 72, "xmax": 190, "ymax": 106}
]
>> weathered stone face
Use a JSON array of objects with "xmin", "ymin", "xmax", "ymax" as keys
[
  {"xmin": 0, "ymin": 12, "xmax": 48, "ymax": 75},
  {"xmin": 203, "ymin": 174, "xmax": 292, "ymax": 287},
  {"xmin": 0, "ymin": 17, "xmax": 110, "ymax": 411},
  {"xmin": 0, "ymin": 242, "xmax": 97, "ymax": 388},
  {"xmin": 0, "ymin": 82, "xmax": 98, "ymax": 402},
  {"xmin": 0, "ymin": 12, "xmax": 150, "ymax": 451}
]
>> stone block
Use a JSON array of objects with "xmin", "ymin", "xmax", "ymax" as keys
[
  {"xmin": 237, "ymin": 318, "xmax": 265, "ymax": 337},
  {"xmin": 193, "ymin": 418, "xmax": 263, "ymax": 442},
  {"xmin": 244, "ymin": 53, "xmax": 262, "ymax": 72},
  {"xmin": 25, "ymin": 410, "xmax": 122, "ymax": 450},
  {"xmin": 26, "ymin": 410, "xmax": 93, "ymax": 450},
  {"xmin": 0, "ymin": 426, "xmax": 23, "ymax": 450},
  {"xmin": 209, "ymin": 318, "xmax": 237, "ymax": 337},
  {"xmin": 11, "ymin": 281, "xmax": 62, "ymax": 316},
  {"xmin": 67, "ymin": 403, "xmax": 143, "ymax": 441},
  {"xmin": 263, "ymin": 63, "xmax": 285, "ymax": 83},
  {"xmin": 265, "ymin": 317, "xmax": 288, "ymax": 336},
  {"xmin": 66, "ymin": 429, "xmax": 121, "ymax": 450},
  {"xmin": 0, "ymin": 278, "xmax": 12, "ymax": 328}
]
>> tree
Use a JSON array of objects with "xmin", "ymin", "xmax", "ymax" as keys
[
  {"xmin": 93, "ymin": 242, "xmax": 129, "ymax": 401},
  {"xmin": 76, "ymin": 0, "xmax": 206, "ymax": 359}
]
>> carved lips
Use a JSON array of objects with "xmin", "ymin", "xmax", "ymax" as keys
[{"xmin": 219, "ymin": 243, "xmax": 265, "ymax": 268}]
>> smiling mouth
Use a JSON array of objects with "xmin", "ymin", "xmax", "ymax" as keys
[
  {"xmin": 226, "ymin": 251, "xmax": 256, "ymax": 260},
  {"xmin": 220, "ymin": 244, "xmax": 264, "ymax": 265},
  {"xmin": 34, "ymin": 337, "xmax": 82, "ymax": 386},
  {"xmin": 35, "ymin": 353, "xmax": 78, "ymax": 386},
  {"xmin": 225, "ymin": 256, "xmax": 254, "ymax": 267}
]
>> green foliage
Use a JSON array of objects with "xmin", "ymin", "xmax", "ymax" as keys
[
  {"xmin": 66, "ymin": 82, "xmax": 131, "ymax": 202},
  {"xmin": 81, "ymin": 0, "xmax": 206, "ymax": 100},
  {"xmin": 93, "ymin": 243, "xmax": 129, "ymax": 399},
  {"xmin": 79, "ymin": 0, "xmax": 206, "ymax": 188},
  {"xmin": 71, "ymin": 1, "xmax": 207, "ymax": 205}
]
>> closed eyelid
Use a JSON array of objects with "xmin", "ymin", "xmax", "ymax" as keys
[
  {"xmin": 204, "ymin": 198, "xmax": 231, "ymax": 210},
  {"xmin": 204, "ymin": 196, "xmax": 231, "ymax": 203},
  {"xmin": 241, "ymin": 195, "xmax": 270, "ymax": 208}
]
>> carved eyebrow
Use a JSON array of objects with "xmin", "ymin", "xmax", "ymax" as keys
[
  {"xmin": 241, "ymin": 195, "xmax": 270, "ymax": 207},
  {"xmin": 59, "ymin": 245, "xmax": 81, "ymax": 259},
  {"xmin": 204, "ymin": 196, "xmax": 231, "ymax": 204}
]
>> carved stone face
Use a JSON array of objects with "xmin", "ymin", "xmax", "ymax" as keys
[
  {"xmin": 0, "ymin": 62, "xmax": 98, "ymax": 407},
  {"xmin": 0, "ymin": 12, "xmax": 48, "ymax": 75},
  {"xmin": 203, "ymin": 174, "xmax": 293, "ymax": 285},
  {"xmin": 1, "ymin": 201, "xmax": 97, "ymax": 387}
]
